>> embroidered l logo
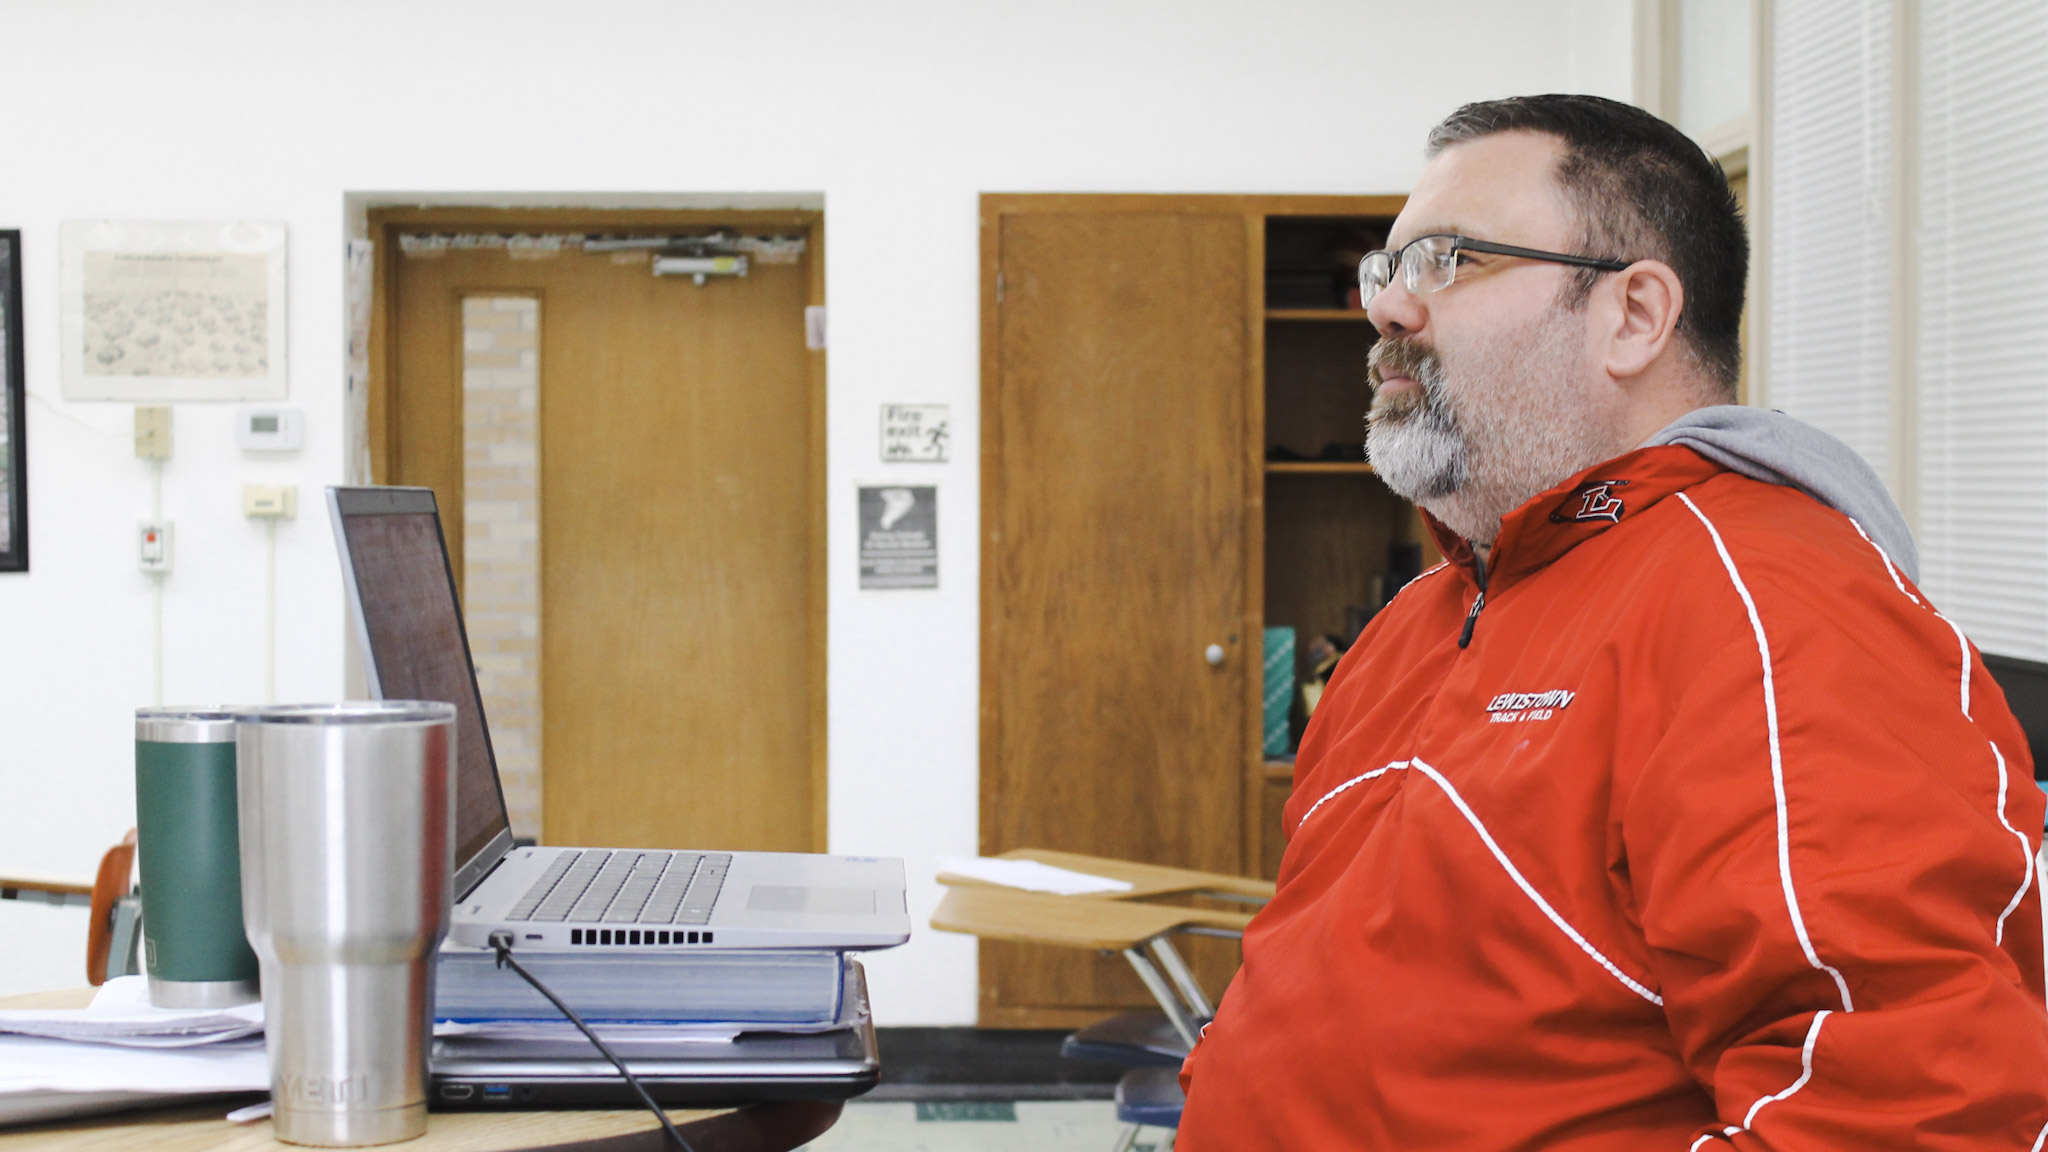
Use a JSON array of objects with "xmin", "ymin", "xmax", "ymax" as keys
[{"xmin": 1552, "ymin": 479, "xmax": 1631, "ymax": 524}]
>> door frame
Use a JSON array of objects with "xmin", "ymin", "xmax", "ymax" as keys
[{"xmin": 365, "ymin": 205, "xmax": 829, "ymax": 852}]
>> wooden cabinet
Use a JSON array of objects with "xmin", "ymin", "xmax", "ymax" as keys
[
  {"xmin": 1254, "ymin": 214, "xmax": 1441, "ymax": 881},
  {"xmin": 979, "ymin": 195, "xmax": 1431, "ymax": 1028}
]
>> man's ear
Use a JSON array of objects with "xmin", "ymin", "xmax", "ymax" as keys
[{"xmin": 1598, "ymin": 260, "xmax": 1684, "ymax": 380}]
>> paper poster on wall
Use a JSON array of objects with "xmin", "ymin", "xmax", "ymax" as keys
[
  {"xmin": 858, "ymin": 485, "xmax": 938, "ymax": 590},
  {"xmin": 880, "ymin": 404, "xmax": 949, "ymax": 463},
  {"xmin": 60, "ymin": 220, "xmax": 289, "ymax": 401}
]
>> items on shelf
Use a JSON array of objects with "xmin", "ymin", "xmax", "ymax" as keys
[
  {"xmin": 1298, "ymin": 633, "xmax": 1346, "ymax": 720},
  {"xmin": 1262, "ymin": 628, "xmax": 1297, "ymax": 758},
  {"xmin": 1266, "ymin": 270, "xmax": 1342, "ymax": 309},
  {"xmin": 1265, "ymin": 223, "xmax": 1387, "ymax": 310},
  {"xmin": 1342, "ymin": 603, "xmax": 1376, "ymax": 649},
  {"xmin": 1384, "ymin": 542, "xmax": 1424, "ymax": 606},
  {"xmin": 1265, "ymin": 442, "xmax": 1369, "ymax": 463}
]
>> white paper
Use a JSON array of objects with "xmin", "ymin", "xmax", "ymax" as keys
[
  {"xmin": 0, "ymin": 1034, "xmax": 269, "ymax": 1095},
  {"xmin": 0, "ymin": 977, "xmax": 262, "ymax": 1048},
  {"xmin": 435, "ymin": 1020, "xmax": 743, "ymax": 1044},
  {"xmin": 226, "ymin": 1100, "xmax": 274, "ymax": 1123},
  {"xmin": 936, "ymin": 856, "xmax": 1134, "ymax": 896},
  {"xmin": 1, "ymin": 1089, "xmax": 235, "ymax": 1129}
]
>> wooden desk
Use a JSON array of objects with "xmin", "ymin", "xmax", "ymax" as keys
[
  {"xmin": 931, "ymin": 886, "xmax": 1253, "ymax": 951},
  {"xmin": 930, "ymin": 877, "xmax": 1256, "ymax": 1046},
  {"xmin": 0, "ymin": 876, "xmax": 93, "ymax": 908},
  {"xmin": 0, "ymin": 991, "xmax": 840, "ymax": 1152},
  {"xmin": 937, "ymin": 849, "xmax": 1274, "ymax": 905}
]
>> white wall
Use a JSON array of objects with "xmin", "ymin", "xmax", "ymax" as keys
[
  {"xmin": 1676, "ymin": 0, "xmax": 1753, "ymax": 141},
  {"xmin": 0, "ymin": 0, "xmax": 1630, "ymax": 1019}
]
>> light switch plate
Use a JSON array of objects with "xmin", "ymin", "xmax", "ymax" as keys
[
  {"xmin": 134, "ymin": 407, "xmax": 171, "ymax": 460},
  {"xmin": 138, "ymin": 522, "xmax": 172, "ymax": 572},
  {"xmin": 243, "ymin": 484, "xmax": 297, "ymax": 519}
]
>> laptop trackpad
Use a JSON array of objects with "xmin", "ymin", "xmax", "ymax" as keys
[{"xmin": 747, "ymin": 885, "xmax": 876, "ymax": 916}]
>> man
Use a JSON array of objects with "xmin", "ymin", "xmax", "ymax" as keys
[{"xmin": 1177, "ymin": 94, "xmax": 2048, "ymax": 1149}]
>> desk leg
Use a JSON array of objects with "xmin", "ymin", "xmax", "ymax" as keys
[
  {"xmin": 1147, "ymin": 938, "xmax": 1214, "ymax": 1021},
  {"xmin": 1122, "ymin": 945, "xmax": 1201, "ymax": 1048}
]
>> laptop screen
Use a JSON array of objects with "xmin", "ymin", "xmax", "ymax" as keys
[{"xmin": 329, "ymin": 487, "xmax": 513, "ymax": 890}]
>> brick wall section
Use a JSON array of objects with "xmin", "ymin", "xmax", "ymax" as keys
[{"xmin": 462, "ymin": 296, "xmax": 542, "ymax": 839}]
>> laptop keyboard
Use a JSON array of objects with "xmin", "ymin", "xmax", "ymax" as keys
[{"xmin": 506, "ymin": 850, "xmax": 731, "ymax": 925}]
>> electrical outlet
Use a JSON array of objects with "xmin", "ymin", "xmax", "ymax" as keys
[
  {"xmin": 134, "ymin": 407, "xmax": 172, "ymax": 460},
  {"xmin": 243, "ymin": 484, "xmax": 298, "ymax": 519},
  {"xmin": 138, "ymin": 522, "xmax": 172, "ymax": 573}
]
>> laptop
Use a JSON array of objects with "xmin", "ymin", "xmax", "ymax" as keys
[{"xmin": 327, "ymin": 486, "xmax": 910, "ymax": 953}]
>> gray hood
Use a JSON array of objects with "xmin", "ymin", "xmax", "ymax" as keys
[{"xmin": 1641, "ymin": 405, "xmax": 1918, "ymax": 582}]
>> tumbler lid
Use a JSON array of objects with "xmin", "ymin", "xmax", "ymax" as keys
[
  {"xmin": 135, "ymin": 707, "xmax": 240, "ymax": 744},
  {"xmin": 232, "ymin": 701, "xmax": 457, "ymax": 726}
]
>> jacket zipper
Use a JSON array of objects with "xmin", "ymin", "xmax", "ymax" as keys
[{"xmin": 1457, "ymin": 552, "xmax": 1488, "ymax": 649}]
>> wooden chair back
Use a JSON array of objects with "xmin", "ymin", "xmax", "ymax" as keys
[{"xmin": 86, "ymin": 828, "xmax": 138, "ymax": 986}]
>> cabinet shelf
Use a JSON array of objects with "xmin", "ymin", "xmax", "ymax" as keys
[
  {"xmin": 1265, "ymin": 461, "xmax": 1375, "ymax": 475},
  {"xmin": 1266, "ymin": 308, "xmax": 1375, "ymax": 323}
]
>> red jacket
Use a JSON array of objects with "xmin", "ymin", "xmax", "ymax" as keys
[{"xmin": 1179, "ymin": 446, "xmax": 2048, "ymax": 1150}]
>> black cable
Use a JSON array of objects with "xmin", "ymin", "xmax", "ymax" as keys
[{"xmin": 487, "ymin": 931, "xmax": 697, "ymax": 1152}]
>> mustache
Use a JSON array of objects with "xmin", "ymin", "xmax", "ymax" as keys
[{"xmin": 1367, "ymin": 336, "xmax": 1442, "ymax": 394}]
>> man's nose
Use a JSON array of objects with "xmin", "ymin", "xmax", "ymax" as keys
[{"xmin": 1365, "ymin": 277, "xmax": 1426, "ymax": 338}]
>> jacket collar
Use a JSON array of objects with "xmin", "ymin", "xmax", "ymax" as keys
[{"xmin": 1426, "ymin": 445, "xmax": 1727, "ymax": 591}]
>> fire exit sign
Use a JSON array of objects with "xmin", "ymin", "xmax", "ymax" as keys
[{"xmin": 880, "ymin": 404, "xmax": 949, "ymax": 463}]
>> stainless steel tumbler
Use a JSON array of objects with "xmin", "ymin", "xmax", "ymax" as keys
[
  {"xmin": 134, "ymin": 707, "xmax": 261, "ymax": 1008},
  {"xmin": 235, "ymin": 702, "xmax": 456, "ymax": 1148}
]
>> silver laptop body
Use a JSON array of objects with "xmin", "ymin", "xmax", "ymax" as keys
[{"xmin": 328, "ymin": 486, "xmax": 909, "ymax": 953}]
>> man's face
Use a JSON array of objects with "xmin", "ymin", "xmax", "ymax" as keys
[{"xmin": 1364, "ymin": 131, "xmax": 1620, "ymax": 545}]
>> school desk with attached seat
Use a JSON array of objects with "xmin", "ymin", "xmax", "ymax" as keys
[
  {"xmin": 935, "ymin": 849, "xmax": 1272, "ymax": 1062},
  {"xmin": 933, "ymin": 852, "xmax": 1271, "ymax": 1151}
]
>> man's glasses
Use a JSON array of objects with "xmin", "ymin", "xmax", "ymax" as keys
[{"xmin": 1358, "ymin": 233, "xmax": 1632, "ymax": 308}]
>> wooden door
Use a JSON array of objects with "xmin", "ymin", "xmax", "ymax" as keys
[
  {"xmin": 981, "ymin": 202, "xmax": 1250, "ymax": 1027},
  {"xmin": 377, "ymin": 212, "xmax": 823, "ymax": 854}
]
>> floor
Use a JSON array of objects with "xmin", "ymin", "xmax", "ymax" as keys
[
  {"xmin": 791, "ymin": 1028, "xmax": 1170, "ymax": 1151},
  {"xmin": 864, "ymin": 1028, "xmax": 1118, "ymax": 1102},
  {"xmin": 799, "ymin": 1101, "xmax": 1171, "ymax": 1152}
]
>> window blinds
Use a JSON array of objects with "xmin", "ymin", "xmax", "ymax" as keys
[
  {"xmin": 1766, "ymin": 0, "xmax": 1896, "ymax": 482},
  {"xmin": 1915, "ymin": 0, "xmax": 2048, "ymax": 661}
]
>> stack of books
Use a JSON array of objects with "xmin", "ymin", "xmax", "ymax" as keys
[
  {"xmin": 427, "ymin": 944, "xmax": 880, "ymax": 1109},
  {"xmin": 434, "ymin": 945, "xmax": 847, "ymax": 1028}
]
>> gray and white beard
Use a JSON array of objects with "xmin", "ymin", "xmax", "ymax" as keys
[{"xmin": 1366, "ymin": 305, "xmax": 1615, "ymax": 547}]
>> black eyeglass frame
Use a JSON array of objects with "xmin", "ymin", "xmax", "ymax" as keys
[{"xmin": 1359, "ymin": 233, "xmax": 1634, "ymax": 303}]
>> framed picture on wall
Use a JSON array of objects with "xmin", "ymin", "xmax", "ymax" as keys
[
  {"xmin": 1, "ymin": 230, "xmax": 26, "ymax": 571},
  {"xmin": 58, "ymin": 220, "xmax": 288, "ymax": 402}
]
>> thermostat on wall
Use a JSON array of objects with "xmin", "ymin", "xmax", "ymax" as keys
[{"xmin": 236, "ymin": 407, "xmax": 303, "ymax": 452}]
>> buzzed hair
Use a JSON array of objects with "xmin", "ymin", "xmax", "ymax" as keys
[{"xmin": 1427, "ymin": 94, "xmax": 1747, "ymax": 396}]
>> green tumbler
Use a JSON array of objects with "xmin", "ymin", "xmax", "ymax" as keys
[{"xmin": 134, "ymin": 707, "xmax": 260, "ymax": 1008}]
